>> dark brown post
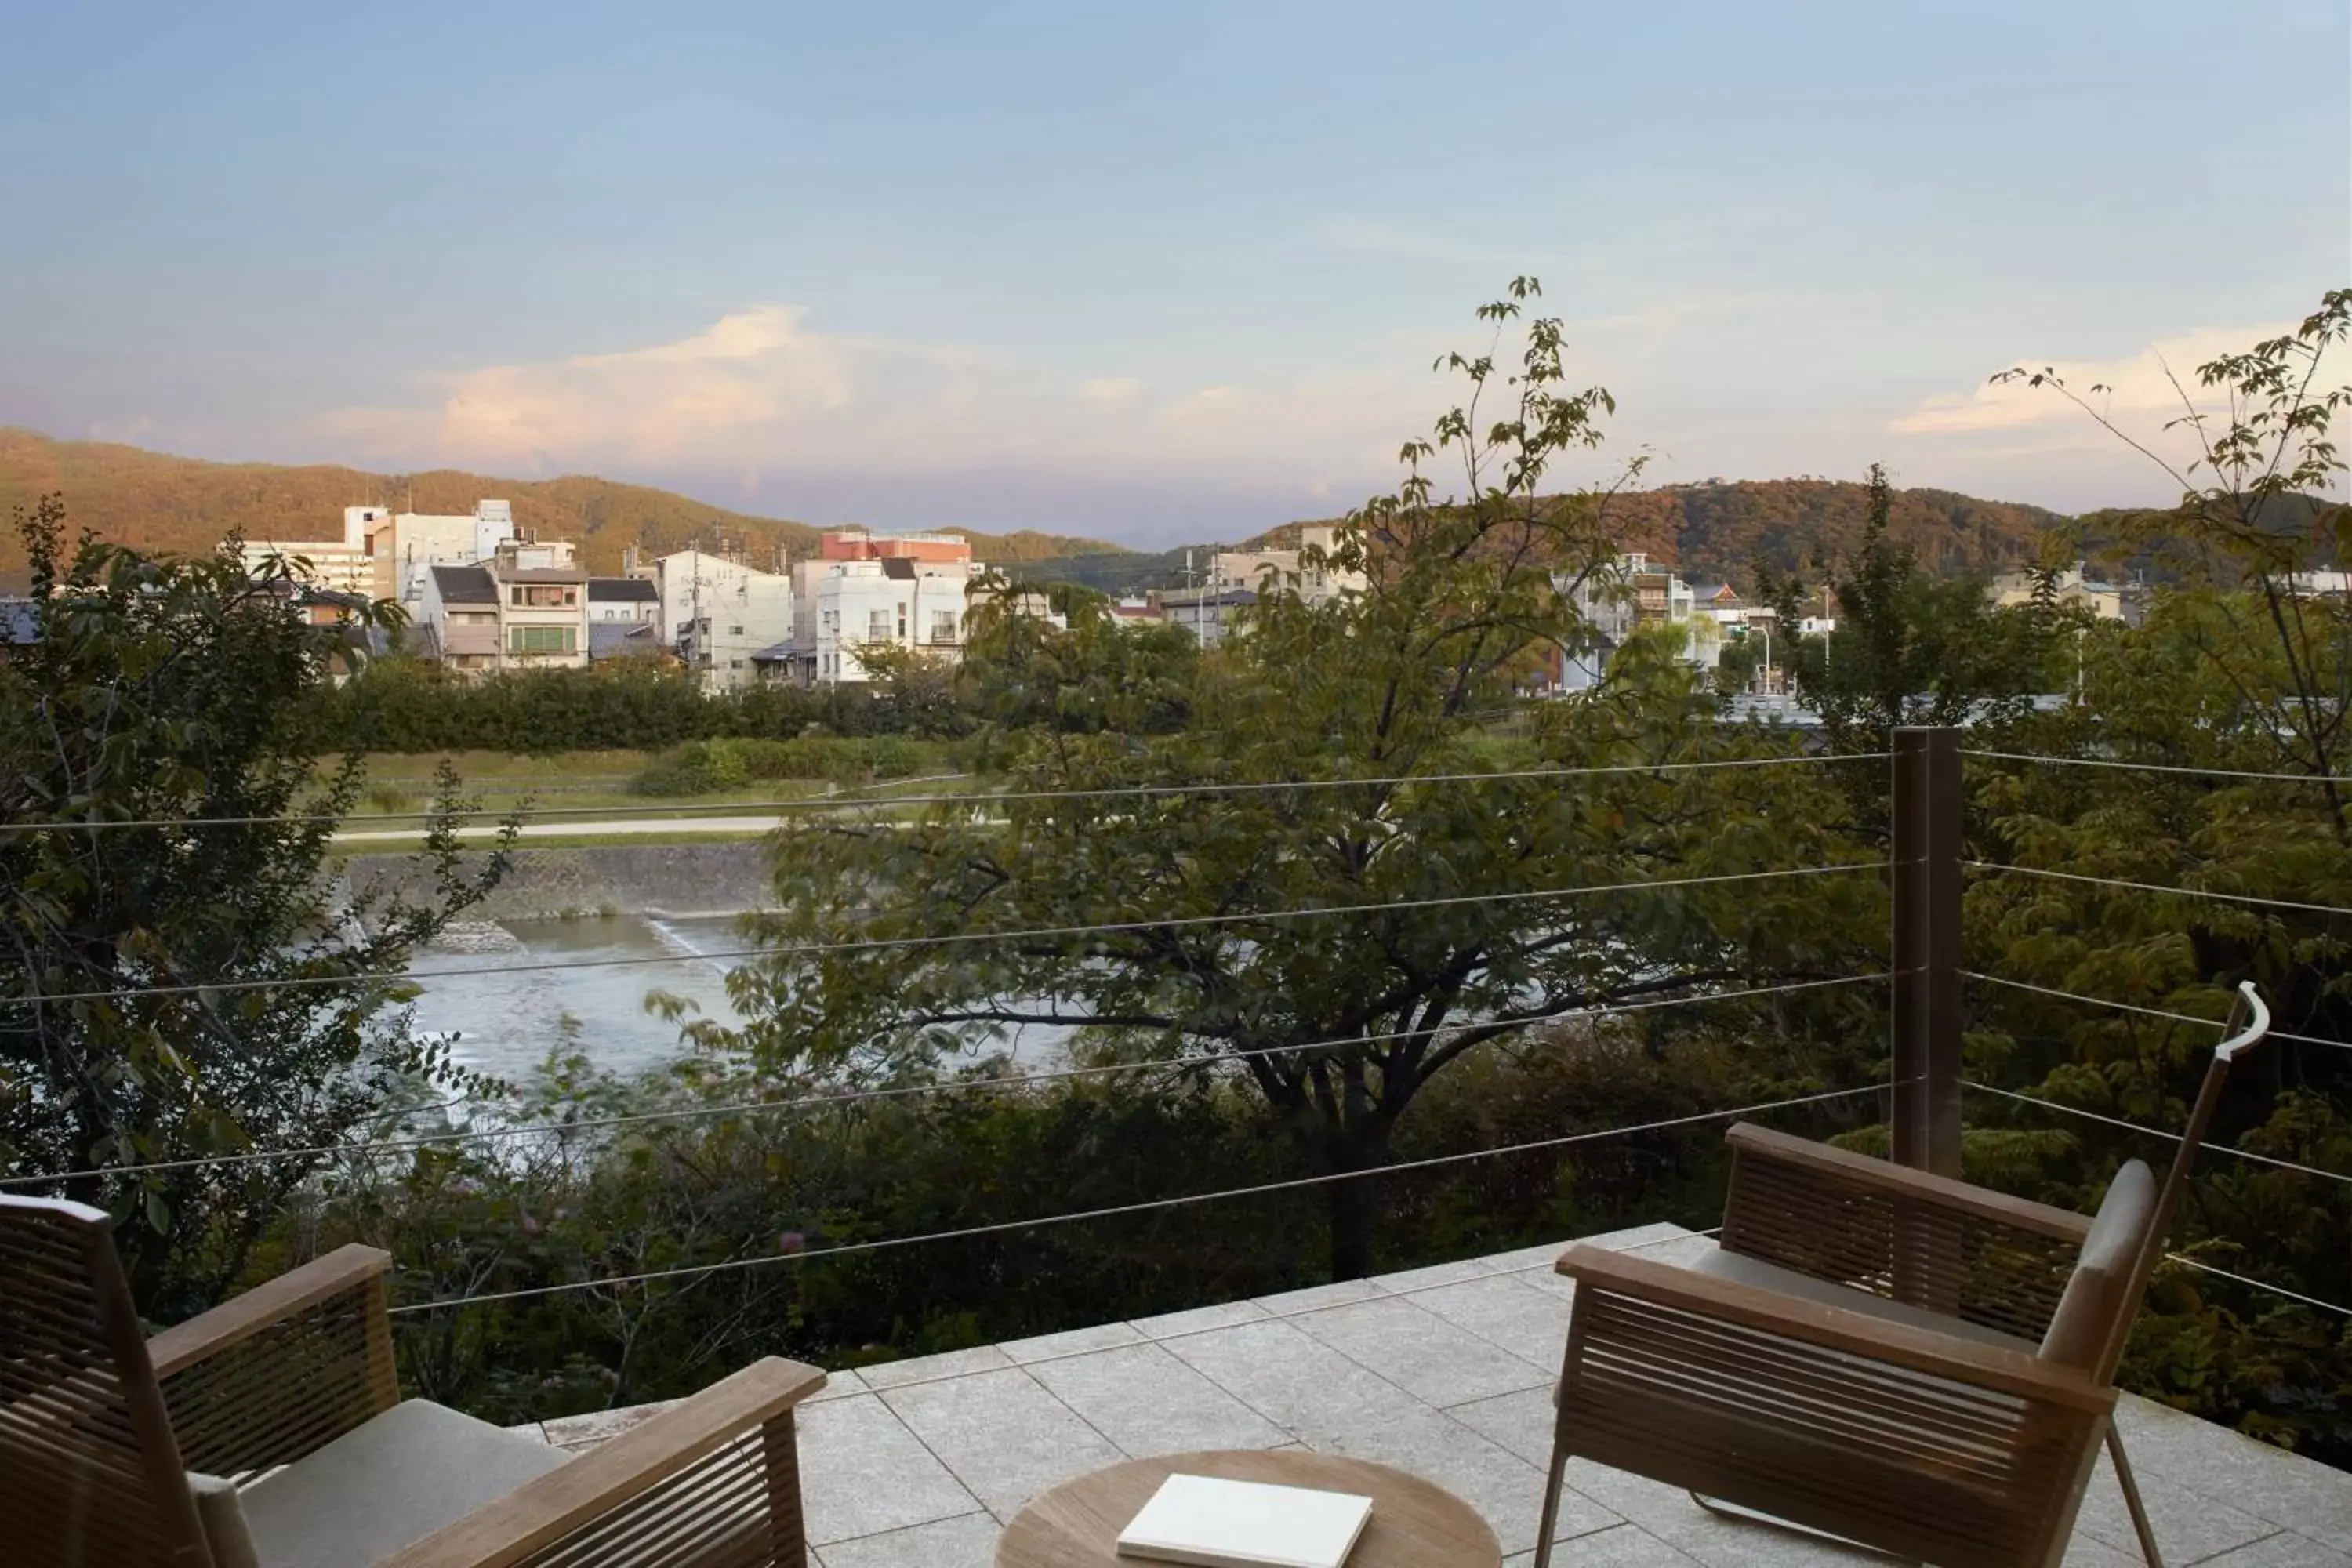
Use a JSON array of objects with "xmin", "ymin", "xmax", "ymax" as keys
[{"xmin": 1891, "ymin": 726, "xmax": 1962, "ymax": 1178}]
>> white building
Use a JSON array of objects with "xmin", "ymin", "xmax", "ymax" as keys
[
  {"xmin": 1204, "ymin": 524, "xmax": 1367, "ymax": 606},
  {"xmin": 366, "ymin": 501, "xmax": 518, "ymax": 615},
  {"xmin": 238, "ymin": 506, "xmax": 381, "ymax": 597},
  {"xmin": 652, "ymin": 549, "xmax": 796, "ymax": 690},
  {"xmin": 793, "ymin": 555, "xmax": 968, "ymax": 684},
  {"xmin": 1552, "ymin": 553, "xmax": 1786, "ymax": 693}
]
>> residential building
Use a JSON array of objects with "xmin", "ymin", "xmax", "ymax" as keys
[
  {"xmin": 421, "ymin": 566, "xmax": 501, "ymax": 673},
  {"xmin": 786, "ymin": 530, "xmax": 975, "ymax": 686},
  {"xmin": 421, "ymin": 537, "xmax": 588, "ymax": 673},
  {"xmin": 237, "ymin": 506, "xmax": 381, "ymax": 597},
  {"xmin": 1152, "ymin": 586, "xmax": 1256, "ymax": 648},
  {"xmin": 1555, "ymin": 553, "xmax": 1704, "ymax": 692},
  {"xmin": 586, "ymin": 576, "xmax": 663, "ymax": 663},
  {"xmin": 368, "ymin": 500, "xmax": 517, "ymax": 613},
  {"xmin": 0, "ymin": 596, "xmax": 38, "ymax": 661},
  {"xmin": 653, "ymin": 548, "xmax": 796, "ymax": 690},
  {"xmin": 1988, "ymin": 562, "xmax": 2136, "ymax": 622},
  {"xmin": 1204, "ymin": 524, "xmax": 1367, "ymax": 605}
]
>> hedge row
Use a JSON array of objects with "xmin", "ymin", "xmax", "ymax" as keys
[{"xmin": 298, "ymin": 659, "xmax": 923, "ymax": 754}]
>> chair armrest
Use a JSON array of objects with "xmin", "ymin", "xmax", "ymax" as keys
[
  {"xmin": 149, "ymin": 1243, "xmax": 393, "ymax": 1377},
  {"xmin": 381, "ymin": 1358, "xmax": 828, "ymax": 1568},
  {"xmin": 1726, "ymin": 1123, "xmax": 2092, "ymax": 1243},
  {"xmin": 1555, "ymin": 1243, "xmax": 2114, "ymax": 1566},
  {"xmin": 1720, "ymin": 1122, "xmax": 2089, "ymax": 1341},
  {"xmin": 151, "ymin": 1245, "xmax": 400, "ymax": 1477},
  {"xmin": 1556, "ymin": 1243, "xmax": 2112, "ymax": 1414}
]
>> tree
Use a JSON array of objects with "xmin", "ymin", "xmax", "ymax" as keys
[
  {"xmin": 0, "ymin": 499, "xmax": 513, "ymax": 1318},
  {"xmin": 1998, "ymin": 289, "xmax": 2352, "ymax": 841},
  {"xmin": 708, "ymin": 284, "xmax": 1885, "ymax": 1278},
  {"xmin": 1769, "ymin": 463, "xmax": 2074, "ymax": 764}
]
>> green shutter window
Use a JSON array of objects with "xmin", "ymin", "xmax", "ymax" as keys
[{"xmin": 507, "ymin": 625, "xmax": 577, "ymax": 654}]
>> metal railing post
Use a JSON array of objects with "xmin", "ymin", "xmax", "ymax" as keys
[{"xmin": 1891, "ymin": 726, "xmax": 1962, "ymax": 1178}]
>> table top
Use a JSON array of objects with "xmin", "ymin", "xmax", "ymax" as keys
[{"xmin": 994, "ymin": 1448, "xmax": 1503, "ymax": 1568}]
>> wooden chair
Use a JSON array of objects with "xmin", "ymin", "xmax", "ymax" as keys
[
  {"xmin": 0, "ymin": 1195, "xmax": 825, "ymax": 1568},
  {"xmin": 1534, "ymin": 982, "xmax": 2273, "ymax": 1568}
]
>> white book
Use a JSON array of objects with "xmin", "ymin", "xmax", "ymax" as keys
[{"xmin": 1115, "ymin": 1472, "xmax": 1374, "ymax": 1568}]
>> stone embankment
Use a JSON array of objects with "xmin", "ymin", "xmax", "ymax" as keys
[{"xmin": 336, "ymin": 841, "xmax": 775, "ymax": 924}]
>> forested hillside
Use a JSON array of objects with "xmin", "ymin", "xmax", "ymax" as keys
[
  {"xmin": 0, "ymin": 429, "xmax": 1131, "ymax": 582},
  {"xmin": 1603, "ymin": 477, "xmax": 2061, "ymax": 582},
  {"xmin": 1011, "ymin": 479, "xmax": 2067, "ymax": 597}
]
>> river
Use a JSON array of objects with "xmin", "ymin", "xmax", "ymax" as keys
[{"xmin": 405, "ymin": 911, "xmax": 1079, "ymax": 1084}]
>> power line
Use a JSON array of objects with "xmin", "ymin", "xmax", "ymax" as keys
[
  {"xmin": 384, "ymin": 1085, "xmax": 1883, "ymax": 1314},
  {"xmin": 1965, "ymin": 861, "xmax": 2352, "ymax": 920},
  {"xmin": 1, "ymin": 752, "xmax": 1889, "ymax": 834},
  {"xmin": 0, "ymin": 975, "xmax": 1882, "ymax": 1189},
  {"xmin": 1961, "ymin": 750, "xmax": 2351, "ymax": 789},
  {"xmin": 6, "ymin": 862, "xmax": 1884, "ymax": 1007},
  {"xmin": 1962, "ymin": 1081, "xmax": 2352, "ymax": 1187}
]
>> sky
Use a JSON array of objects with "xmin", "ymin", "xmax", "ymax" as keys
[{"xmin": 2, "ymin": 2, "xmax": 2347, "ymax": 546}]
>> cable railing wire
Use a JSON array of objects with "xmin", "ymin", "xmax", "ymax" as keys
[
  {"xmin": 1965, "ymin": 861, "xmax": 2352, "ymax": 920},
  {"xmin": 0, "ymin": 974, "xmax": 1881, "ymax": 1190},
  {"xmin": 1961, "ymin": 750, "xmax": 2352, "ymax": 789},
  {"xmin": 383, "ymin": 1084, "xmax": 1884, "ymax": 1314},
  {"xmin": 1962, "ymin": 970, "xmax": 2352, "ymax": 1053},
  {"xmin": 2162, "ymin": 1256, "xmax": 2352, "ymax": 1319},
  {"xmin": 0, "ymin": 751, "xmax": 1892, "ymax": 834},
  {"xmin": 1962, "ymin": 1081, "xmax": 2352, "ymax": 1187},
  {"xmin": 1962, "ymin": 971, "xmax": 2231, "ymax": 1029},
  {"xmin": 6, "ymin": 861, "xmax": 1886, "ymax": 1007}
]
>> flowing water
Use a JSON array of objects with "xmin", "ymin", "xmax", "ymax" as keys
[{"xmin": 405, "ymin": 912, "xmax": 1078, "ymax": 1084}]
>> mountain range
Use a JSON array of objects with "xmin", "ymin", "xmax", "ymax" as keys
[
  {"xmin": 0, "ymin": 430, "xmax": 1128, "ymax": 583},
  {"xmin": 3, "ymin": 429, "xmax": 2078, "ymax": 595}
]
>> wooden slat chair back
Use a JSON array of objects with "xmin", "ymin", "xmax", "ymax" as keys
[
  {"xmin": 1534, "ymin": 982, "xmax": 2274, "ymax": 1568},
  {"xmin": 0, "ymin": 1196, "xmax": 211, "ymax": 1568},
  {"xmin": 2, "ymin": 1192, "xmax": 826, "ymax": 1568}
]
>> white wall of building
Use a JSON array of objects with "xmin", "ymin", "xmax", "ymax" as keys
[
  {"xmin": 366, "ymin": 500, "xmax": 517, "ymax": 614},
  {"xmin": 655, "ymin": 549, "xmax": 796, "ymax": 689},
  {"xmin": 793, "ymin": 558, "xmax": 970, "ymax": 684}
]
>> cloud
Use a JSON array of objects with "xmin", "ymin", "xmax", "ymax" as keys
[
  {"xmin": 314, "ymin": 304, "xmax": 1464, "ymax": 504},
  {"xmin": 1890, "ymin": 322, "xmax": 2291, "ymax": 447},
  {"xmin": 302, "ymin": 293, "xmax": 1764, "ymax": 537},
  {"xmin": 1080, "ymin": 376, "xmax": 1142, "ymax": 406}
]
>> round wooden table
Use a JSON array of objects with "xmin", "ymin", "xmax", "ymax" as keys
[{"xmin": 994, "ymin": 1448, "xmax": 1501, "ymax": 1567}]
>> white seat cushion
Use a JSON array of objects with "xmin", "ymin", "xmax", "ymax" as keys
[
  {"xmin": 1688, "ymin": 1245, "xmax": 2036, "ymax": 1353},
  {"xmin": 234, "ymin": 1399, "xmax": 572, "ymax": 1568}
]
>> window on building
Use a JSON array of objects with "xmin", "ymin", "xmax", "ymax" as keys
[
  {"xmin": 729, "ymin": 659, "xmax": 742, "ymax": 669},
  {"xmin": 868, "ymin": 609, "xmax": 891, "ymax": 641},
  {"xmin": 931, "ymin": 610, "xmax": 957, "ymax": 643},
  {"xmin": 730, "ymin": 624, "xmax": 743, "ymax": 636},
  {"xmin": 507, "ymin": 625, "xmax": 577, "ymax": 655}
]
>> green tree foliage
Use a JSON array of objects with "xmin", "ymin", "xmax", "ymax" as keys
[
  {"xmin": 1952, "ymin": 296, "xmax": 2352, "ymax": 1460},
  {"xmin": 1769, "ymin": 463, "xmax": 2074, "ymax": 764},
  {"xmin": 300, "ymin": 657, "xmax": 922, "ymax": 754},
  {"xmin": 958, "ymin": 578, "xmax": 1200, "ymax": 741},
  {"xmin": 0, "ymin": 499, "xmax": 512, "ymax": 1317},
  {"xmin": 704, "ymin": 284, "xmax": 1886, "ymax": 1278},
  {"xmin": 333, "ymin": 1019, "xmax": 1848, "ymax": 1422}
]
